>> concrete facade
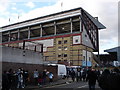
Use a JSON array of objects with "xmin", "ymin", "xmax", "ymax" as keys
[
  {"xmin": 2, "ymin": 46, "xmax": 43, "ymax": 64},
  {"xmin": 1, "ymin": 7, "xmax": 106, "ymax": 66}
]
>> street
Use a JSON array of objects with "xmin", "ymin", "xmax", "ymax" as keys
[{"xmin": 32, "ymin": 81, "xmax": 101, "ymax": 90}]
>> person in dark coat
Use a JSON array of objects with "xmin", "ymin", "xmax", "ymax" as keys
[
  {"xmin": 98, "ymin": 69, "xmax": 110, "ymax": 90},
  {"xmin": 71, "ymin": 69, "xmax": 75, "ymax": 82},
  {"xmin": 82, "ymin": 69, "xmax": 87, "ymax": 81},
  {"xmin": 11, "ymin": 71, "xmax": 18, "ymax": 90},
  {"xmin": 86, "ymin": 68, "xmax": 98, "ymax": 90},
  {"xmin": 7, "ymin": 69, "xmax": 13, "ymax": 90},
  {"xmin": 42, "ymin": 69, "xmax": 47, "ymax": 85},
  {"xmin": 76, "ymin": 68, "xmax": 82, "ymax": 82},
  {"xmin": 107, "ymin": 68, "xmax": 120, "ymax": 90},
  {"xmin": 2, "ymin": 71, "xmax": 9, "ymax": 90}
]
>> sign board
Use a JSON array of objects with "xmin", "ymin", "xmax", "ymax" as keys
[{"xmin": 82, "ymin": 60, "xmax": 92, "ymax": 67}]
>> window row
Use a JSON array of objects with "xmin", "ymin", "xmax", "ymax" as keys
[
  {"xmin": 58, "ymin": 46, "xmax": 68, "ymax": 50},
  {"xmin": 58, "ymin": 40, "xmax": 68, "ymax": 44},
  {"xmin": 58, "ymin": 53, "xmax": 67, "ymax": 57}
]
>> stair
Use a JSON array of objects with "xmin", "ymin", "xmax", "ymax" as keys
[{"xmin": 93, "ymin": 54, "xmax": 101, "ymax": 65}]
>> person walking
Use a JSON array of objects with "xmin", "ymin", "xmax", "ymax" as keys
[
  {"xmin": 86, "ymin": 68, "xmax": 98, "ymax": 90},
  {"xmin": 17, "ymin": 69, "xmax": 24, "ymax": 88},
  {"xmin": 98, "ymin": 69, "xmax": 110, "ymax": 90},
  {"xmin": 42, "ymin": 69, "xmax": 47, "ymax": 85},
  {"xmin": 11, "ymin": 71, "xmax": 18, "ymax": 90},
  {"xmin": 7, "ymin": 69, "xmax": 13, "ymax": 90},
  {"xmin": 107, "ymin": 68, "xmax": 120, "ymax": 90},
  {"xmin": 82, "ymin": 69, "xmax": 87, "ymax": 82},
  {"xmin": 38, "ymin": 73, "xmax": 43, "ymax": 87},
  {"xmin": 2, "ymin": 71, "xmax": 9, "ymax": 90},
  {"xmin": 33, "ymin": 69, "xmax": 39, "ymax": 85},
  {"xmin": 48, "ymin": 72, "xmax": 54, "ymax": 83},
  {"xmin": 71, "ymin": 69, "xmax": 75, "ymax": 82},
  {"xmin": 76, "ymin": 68, "xmax": 82, "ymax": 82}
]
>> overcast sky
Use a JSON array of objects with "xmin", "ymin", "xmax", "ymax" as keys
[{"xmin": 0, "ymin": 0, "xmax": 119, "ymax": 54}]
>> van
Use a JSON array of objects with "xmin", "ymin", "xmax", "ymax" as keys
[{"xmin": 47, "ymin": 64, "xmax": 67, "ymax": 77}]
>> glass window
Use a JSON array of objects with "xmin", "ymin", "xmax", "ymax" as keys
[
  {"xmin": 64, "ymin": 54, "xmax": 67, "ymax": 57},
  {"xmin": 75, "ymin": 39, "xmax": 78, "ymax": 43},
  {"xmin": 58, "ymin": 47, "xmax": 62, "ymax": 50},
  {"xmin": 64, "ymin": 40, "xmax": 67, "ymax": 44},
  {"xmin": 58, "ymin": 41, "xmax": 62, "ymax": 44},
  {"xmin": 58, "ymin": 54, "xmax": 62, "ymax": 57},
  {"xmin": 89, "ymin": 57, "xmax": 91, "ymax": 61},
  {"xmin": 83, "ymin": 56, "xmax": 85, "ymax": 60},
  {"xmin": 64, "ymin": 46, "xmax": 67, "ymax": 50}
]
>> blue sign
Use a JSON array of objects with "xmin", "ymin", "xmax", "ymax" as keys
[{"xmin": 82, "ymin": 60, "xmax": 92, "ymax": 67}]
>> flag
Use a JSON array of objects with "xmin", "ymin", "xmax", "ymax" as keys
[
  {"xmin": 9, "ymin": 18, "xmax": 10, "ymax": 22},
  {"xmin": 18, "ymin": 15, "xmax": 19, "ymax": 19},
  {"xmin": 61, "ymin": 2, "xmax": 63, "ymax": 7}
]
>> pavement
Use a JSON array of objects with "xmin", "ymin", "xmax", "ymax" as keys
[
  {"xmin": 25, "ymin": 78, "xmax": 73, "ymax": 89},
  {"xmin": 17, "ymin": 78, "xmax": 101, "ymax": 89}
]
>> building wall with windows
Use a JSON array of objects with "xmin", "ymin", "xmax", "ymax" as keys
[{"xmin": 1, "ymin": 7, "xmax": 106, "ymax": 66}]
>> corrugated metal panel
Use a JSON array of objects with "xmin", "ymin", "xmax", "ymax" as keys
[{"xmin": 83, "ymin": 9, "xmax": 106, "ymax": 29}]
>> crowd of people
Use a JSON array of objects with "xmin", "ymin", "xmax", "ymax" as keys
[
  {"xmin": 2, "ymin": 68, "xmax": 29, "ymax": 90},
  {"xmin": 33, "ymin": 69, "xmax": 54, "ymax": 87},
  {"xmin": 98, "ymin": 68, "xmax": 120, "ymax": 90},
  {"xmin": 2, "ymin": 67, "xmax": 120, "ymax": 90},
  {"xmin": 67, "ymin": 67, "xmax": 120, "ymax": 90},
  {"xmin": 2, "ymin": 68, "xmax": 54, "ymax": 90}
]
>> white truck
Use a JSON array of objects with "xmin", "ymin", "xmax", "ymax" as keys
[{"xmin": 47, "ymin": 64, "xmax": 67, "ymax": 77}]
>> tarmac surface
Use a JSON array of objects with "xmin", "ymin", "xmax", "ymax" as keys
[{"xmin": 18, "ymin": 78, "xmax": 101, "ymax": 90}]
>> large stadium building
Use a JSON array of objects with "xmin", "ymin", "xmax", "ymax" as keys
[{"xmin": 1, "ymin": 7, "xmax": 106, "ymax": 67}]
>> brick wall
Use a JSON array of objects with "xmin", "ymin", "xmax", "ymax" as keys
[{"xmin": 2, "ymin": 62, "xmax": 58, "ymax": 83}]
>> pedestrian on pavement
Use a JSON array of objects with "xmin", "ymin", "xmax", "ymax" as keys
[
  {"xmin": 38, "ymin": 73, "xmax": 43, "ymax": 87},
  {"xmin": 24, "ymin": 70, "xmax": 29, "ymax": 86},
  {"xmin": 48, "ymin": 72, "xmax": 54, "ymax": 83},
  {"xmin": 33, "ymin": 69, "xmax": 39, "ymax": 85},
  {"xmin": 11, "ymin": 70, "xmax": 18, "ymax": 90},
  {"xmin": 82, "ymin": 69, "xmax": 87, "ymax": 82},
  {"xmin": 86, "ymin": 68, "xmax": 98, "ymax": 90},
  {"xmin": 98, "ymin": 69, "xmax": 110, "ymax": 90},
  {"xmin": 7, "ymin": 69, "xmax": 13, "ymax": 90},
  {"xmin": 107, "ymin": 67, "xmax": 120, "ymax": 90},
  {"xmin": 71, "ymin": 69, "xmax": 75, "ymax": 82},
  {"xmin": 42, "ymin": 69, "xmax": 47, "ymax": 85},
  {"xmin": 76, "ymin": 68, "xmax": 82, "ymax": 82},
  {"xmin": 17, "ymin": 69, "xmax": 24, "ymax": 88},
  {"xmin": 2, "ymin": 71, "xmax": 9, "ymax": 90}
]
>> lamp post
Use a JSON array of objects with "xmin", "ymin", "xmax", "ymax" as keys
[
  {"xmin": 86, "ymin": 46, "xmax": 87, "ymax": 67},
  {"xmin": 85, "ymin": 35, "xmax": 88, "ymax": 68}
]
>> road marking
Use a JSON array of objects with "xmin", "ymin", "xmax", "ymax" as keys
[
  {"xmin": 45, "ymin": 83, "xmax": 69, "ymax": 88},
  {"xmin": 78, "ymin": 85, "xmax": 88, "ymax": 88}
]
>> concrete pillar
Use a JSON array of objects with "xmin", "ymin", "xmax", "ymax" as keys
[
  {"xmin": 79, "ymin": 16, "xmax": 82, "ymax": 32},
  {"xmin": 54, "ymin": 21, "xmax": 56, "ymax": 35},
  {"xmin": 28, "ymin": 27, "xmax": 30, "ymax": 39},
  {"xmin": 70, "ymin": 18, "xmax": 72, "ymax": 33},
  {"xmin": 18, "ymin": 29, "xmax": 20, "ymax": 40},
  {"xmin": 40, "ymin": 24, "xmax": 42, "ymax": 37},
  {"xmin": 8, "ymin": 31, "xmax": 11, "ymax": 42}
]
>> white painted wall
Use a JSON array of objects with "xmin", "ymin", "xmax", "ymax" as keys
[
  {"xmin": 2, "ymin": 46, "xmax": 43, "ymax": 64},
  {"xmin": 73, "ymin": 35, "xmax": 81, "ymax": 44}
]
